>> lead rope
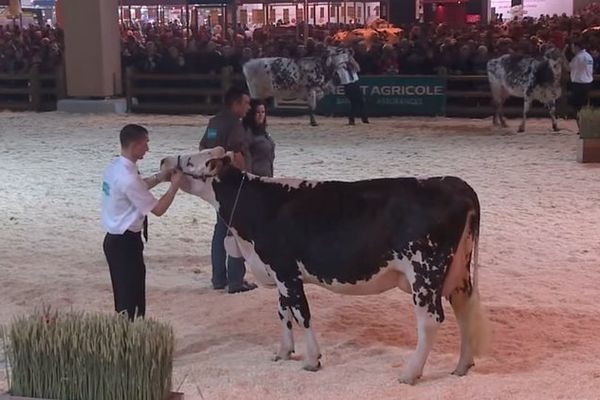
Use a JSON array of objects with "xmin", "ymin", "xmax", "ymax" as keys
[
  {"xmin": 220, "ymin": 174, "xmax": 246, "ymax": 274},
  {"xmin": 221, "ymin": 173, "xmax": 246, "ymax": 230}
]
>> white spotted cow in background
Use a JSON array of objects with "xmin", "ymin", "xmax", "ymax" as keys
[
  {"xmin": 242, "ymin": 47, "xmax": 351, "ymax": 126},
  {"xmin": 487, "ymin": 47, "xmax": 567, "ymax": 132},
  {"xmin": 161, "ymin": 147, "xmax": 490, "ymax": 385}
]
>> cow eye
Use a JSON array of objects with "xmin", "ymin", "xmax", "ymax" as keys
[{"xmin": 186, "ymin": 158, "xmax": 194, "ymax": 168}]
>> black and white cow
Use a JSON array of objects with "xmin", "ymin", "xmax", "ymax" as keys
[
  {"xmin": 161, "ymin": 147, "xmax": 489, "ymax": 384},
  {"xmin": 242, "ymin": 47, "xmax": 351, "ymax": 127},
  {"xmin": 487, "ymin": 47, "xmax": 567, "ymax": 132}
]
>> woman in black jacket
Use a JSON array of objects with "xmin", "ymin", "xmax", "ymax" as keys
[{"xmin": 242, "ymin": 99, "xmax": 275, "ymax": 177}]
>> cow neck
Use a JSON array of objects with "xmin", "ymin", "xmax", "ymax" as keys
[{"xmin": 214, "ymin": 168, "xmax": 247, "ymax": 231}]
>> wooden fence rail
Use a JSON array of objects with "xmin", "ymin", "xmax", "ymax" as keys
[
  {"xmin": 124, "ymin": 66, "xmax": 246, "ymax": 114},
  {"xmin": 0, "ymin": 66, "xmax": 66, "ymax": 112},
  {"xmin": 124, "ymin": 70, "xmax": 600, "ymax": 117},
  {"xmin": 4, "ymin": 67, "xmax": 600, "ymax": 117}
]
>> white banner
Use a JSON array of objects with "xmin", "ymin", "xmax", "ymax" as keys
[
  {"xmin": 490, "ymin": 0, "xmax": 512, "ymax": 18},
  {"xmin": 524, "ymin": 0, "xmax": 573, "ymax": 17},
  {"xmin": 491, "ymin": 0, "xmax": 573, "ymax": 19}
]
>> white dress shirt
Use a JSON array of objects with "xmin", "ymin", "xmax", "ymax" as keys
[
  {"xmin": 570, "ymin": 49, "xmax": 594, "ymax": 84},
  {"xmin": 101, "ymin": 156, "xmax": 158, "ymax": 234}
]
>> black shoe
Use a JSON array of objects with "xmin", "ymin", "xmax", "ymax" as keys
[
  {"xmin": 228, "ymin": 281, "xmax": 258, "ymax": 294},
  {"xmin": 361, "ymin": 117, "xmax": 369, "ymax": 124},
  {"xmin": 213, "ymin": 283, "xmax": 227, "ymax": 290}
]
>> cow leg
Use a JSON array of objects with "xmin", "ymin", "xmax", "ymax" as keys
[
  {"xmin": 490, "ymin": 84, "xmax": 508, "ymax": 128},
  {"xmin": 491, "ymin": 97, "xmax": 501, "ymax": 127},
  {"xmin": 399, "ymin": 302, "xmax": 441, "ymax": 385},
  {"xmin": 450, "ymin": 282, "xmax": 490, "ymax": 377},
  {"xmin": 498, "ymin": 104, "xmax": 509, "ymax": 128},
  {"xmin": 547, "ymin": 100, "xmax": 559, "ymax": 132},
  {"xmin": 449, "ymin": 287, "xmax": 475, "ymax": 375},
  {"xmin": 518, "ymin": 96, "xmax": 531, "ymax": 132},
  {"xmin": 273, "ymin": 295, "xmax": 295, "ymax": 361},
  {"xmin": 399, "ymin": 255, "xmax": 445, "ymax": 385},
  {"xmin": 309, "ymin": 110, "xmax": 318, "ymax": 127},
  {"xmin": 283, "ymin": 278, "xmax": 321, "ymax": 371},
  {"xmin": 307, "ymin": 90, "xmax": 318, "ymax": 127}
]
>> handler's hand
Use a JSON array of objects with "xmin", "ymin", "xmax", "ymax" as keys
[
  {"xmin": 170, "ymin": 169, "xmax": 184, "ymax": 189},
  {"xmin": 158, "ymin": 167, "xmax": 175, "ymax": 182}
]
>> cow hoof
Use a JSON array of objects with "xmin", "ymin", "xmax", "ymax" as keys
[
  {"xmin": 517, "ymin": 127, "xmax": 525, "ymax": 133},
  {"xmin": 553, "ymin": 127, "xmax": 560, "ymax": 132},
  {"xmin": 303, "ymin": 361, "xmax": 321, "ymax": 372},
  {"xmin": 272, "ymin": 351, "xmax": 293, "ymax": 362},
  {"xmin": 451, "ymin": 362, "xmax": 475, "ymax": 377},
  {"xmin": 398, "ymin": 373, "xmax": 421, "ymax": 385},
  {"xmin": 310, "ymin": 122, "xmax": 318, "ymax": 127}
]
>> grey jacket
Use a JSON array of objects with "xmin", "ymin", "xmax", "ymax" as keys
[
  {"xmin": 250, "ymin": 132, "xmax": 275, "ymax": 177},
  {"xmin": 199, "ymin": 109, "xmax": 253, "ymax": 171}
]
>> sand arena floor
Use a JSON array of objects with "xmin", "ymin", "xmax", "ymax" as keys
[{"xmin": 1, "ymin": 112, "xmax": 599, "ymax": 399}]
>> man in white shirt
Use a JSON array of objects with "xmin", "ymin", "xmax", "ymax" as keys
[
  {"xmin": 101, "ymin": 124, "xmax": 183, "ymax": 320},
  {"xmin": 569, "ymin": 40, "xmax": 594, "ymax": 132}
]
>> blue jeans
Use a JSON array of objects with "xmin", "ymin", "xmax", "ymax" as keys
[{"xmin": 211, "ymin": 214, "xmax": 246, "ymax": 290}]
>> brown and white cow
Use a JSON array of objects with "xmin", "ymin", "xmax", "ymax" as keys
[
  {"xmin": 162, "ymin": 147, "xmax": 490, "ymax": 384},
  {"xmin": 487, "ymin": 47, "xmax": 567, "ymax": 132}
]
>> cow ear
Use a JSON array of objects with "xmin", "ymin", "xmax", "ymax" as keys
[
  {"xmin": 222, "ymin": 153, "xmax": 233, "ymax": 167},
  {"xmin": 206, "ymin": 154, "xmax": 233, "ymax": 176}
]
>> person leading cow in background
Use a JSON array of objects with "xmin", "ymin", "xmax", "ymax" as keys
[
  {"xmin": 337, "ymin": 49, "xmax": 369, "ymax": 126},
  {"xmin": 568, "ymin": 40, "xmax": 594, "ymax": 134},
  {"xmin": 199, "ymin": 87, "xmax": 258, "ymax": 294}
]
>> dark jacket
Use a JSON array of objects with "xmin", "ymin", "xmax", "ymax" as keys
[{"xmin": 199, "ymin": 109, "xmax": 253, "ymax": 172}]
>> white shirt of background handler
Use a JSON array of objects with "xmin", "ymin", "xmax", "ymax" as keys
[
  {"xmin": 570, "ymin": 48, "xmax": 594, "ymax": 84},
  {"xmin": 335, "ymin": 53, "xmax": 360, "ymax": 85}
]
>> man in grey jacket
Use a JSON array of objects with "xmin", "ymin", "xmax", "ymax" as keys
[{"xmin": 199, "ymin": 86, "xmax": 257, "ymax": 293}]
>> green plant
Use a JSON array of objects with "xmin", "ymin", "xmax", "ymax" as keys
[
  {"xmin": 578, "ymin": 107, "xmax": 600, "ymax": 138},
  {"xmin": 1, "ymin": 308, "xmax": 174, "ymax": 400}
]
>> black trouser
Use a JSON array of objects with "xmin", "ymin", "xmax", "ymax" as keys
[
  {"xmin": 570, "ymin": 82, "xmax": 592, "ymax": 113},
  {"xmin": 103, "ymin": 231, "xmax": 146, "ymax": 320},
  {"xmin": 344, "ymin": 81, "xmax": 367, "ymax": 121}
]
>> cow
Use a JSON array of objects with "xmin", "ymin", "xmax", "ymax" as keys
[
  {"xmin": 242, "ymin": 47, "xmax": 352, "ymax": 127},
  {"xmin": 161, "ymin": 147, "xmax": 490, "ymax": 385},
  {"xmin": 487, "ymin": 47, "xmax": 567, "ymax": 132}
]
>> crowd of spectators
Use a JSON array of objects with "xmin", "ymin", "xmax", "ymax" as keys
[
  {"xmin": 4, "ymin": 2, "xmax": 600, "ymax": 77},
  {"xmin": 118, "ymin": 4, "xmax": 600, "ymax": 77},
  {"xmin": 0, "ymin": 24, "xmax": 63, "ymax": 74}
]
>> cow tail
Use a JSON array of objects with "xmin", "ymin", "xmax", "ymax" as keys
[
  {"xmin": 471, "ymin": 207, "xmax": 480, "ymax": 293},
  {"xmin": 467, "ymin": 193, "xmax": 491, "ymax": 357}
]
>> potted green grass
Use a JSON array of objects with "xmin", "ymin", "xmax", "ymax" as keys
[
  {"xmin": 1, "ymin": 309, "xmax": 183, "ymax": 400},
  {"xmin": 577, "ymin": 106, "xmax": 600, "ymax": 163}
]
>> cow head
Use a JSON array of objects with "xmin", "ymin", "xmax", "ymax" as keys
[
  {"xmin": 324, "ymin": 46, "xmax": 353, "ymax": 69},
  {"xmin": 543, "ymin": 46, "xmax": 568, "ymax": 74},
  {"xmin": 160, "ymin": 146, "xmax": 233, "ymax": 201},
  {"xmin": 322, "ymin": 46, "xmax": 356, "ymax": 84}
]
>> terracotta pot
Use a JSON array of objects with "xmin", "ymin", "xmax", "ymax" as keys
[{"xmin": 577, "ymin": 138, "xmax": 600, "ymax": 163}]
